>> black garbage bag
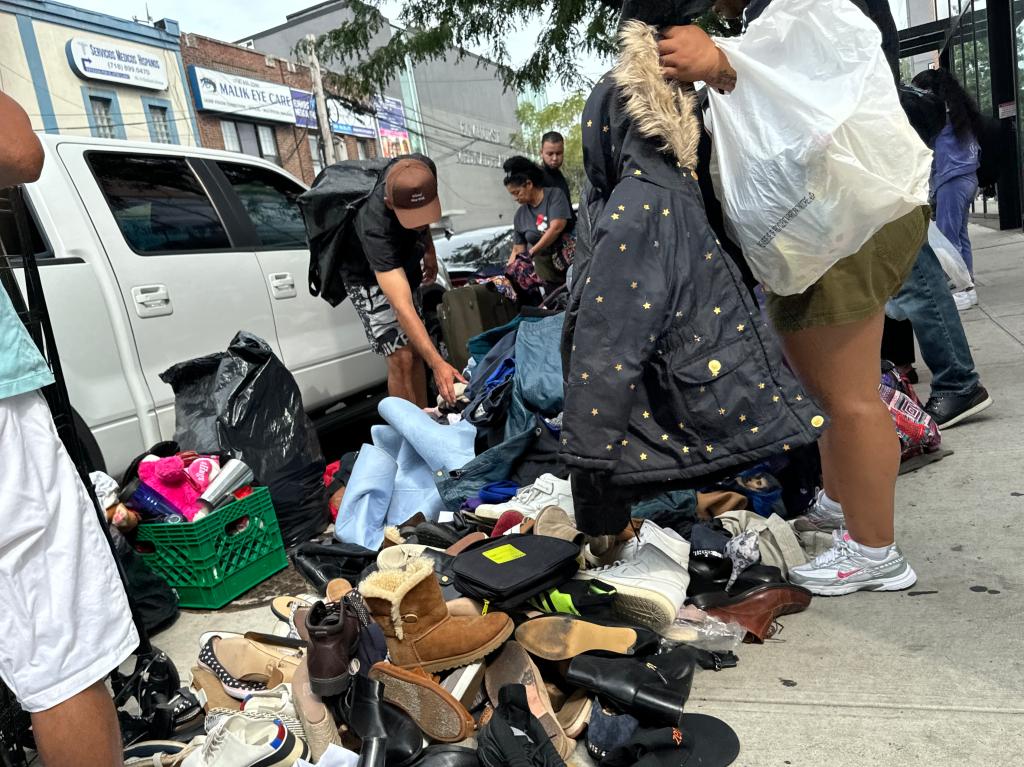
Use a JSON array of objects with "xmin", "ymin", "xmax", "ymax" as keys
[
  {"xmin": 160, "ymin": 332, "xmax": 329, "ymax": 546},
  {"xmin": 109, "ymin": 527, "xmax": 179, "ymax": 635}
]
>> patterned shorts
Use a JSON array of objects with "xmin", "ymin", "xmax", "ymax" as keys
[{"xmin": 348, "ymin": 282, "xmax": 424, "ymax": 358}]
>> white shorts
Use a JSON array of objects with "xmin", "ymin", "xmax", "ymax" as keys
[{"xmin": 0, "ymin": 391, "xmax": 138, "ymax": 712}]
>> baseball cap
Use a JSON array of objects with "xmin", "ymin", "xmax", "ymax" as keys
[{"xmin": 385, "ymin": 158, "xmax": 442, "ymax": 229}]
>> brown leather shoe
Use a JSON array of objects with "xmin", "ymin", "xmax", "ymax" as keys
[
  {"xmin": 360, "ymin": 557, "xmax": 513, "ymax": 673},
  {"xmin": 706, "ymin": 584, "xmax": 812, "ymax": 643},
  {"xmin": 305, "ymin": 600, "xmax": 360, "ymax": 696}
]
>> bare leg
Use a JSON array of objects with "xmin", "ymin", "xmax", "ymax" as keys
[
  {"xmin": 386, "ymin": 347, "xmax": 427, "ymax": 407},
  {"xmin": 779, "ymin": 311, "xmax": 899, "ymax": 547},
  {"xmin": 32, "ymin": 681, "xmax": 123, "ymax": 767}
]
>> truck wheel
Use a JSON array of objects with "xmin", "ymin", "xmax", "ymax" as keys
[{"xmin": 72, "ymin": 409, "xmax": 107, "ymax": 475}]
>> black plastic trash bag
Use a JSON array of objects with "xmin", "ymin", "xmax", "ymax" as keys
[
  {"xmin": 109, "ymin": 527, "xmax": 179, "ymax": 635},
  {"xmin": 160, "ymin": 332, "xmax": 329, "ymax": 546}
]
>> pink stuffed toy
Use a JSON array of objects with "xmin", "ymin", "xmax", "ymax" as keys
[{"xmin": 138, "ymin": 455, "xmax": 220, "ymax": 521}]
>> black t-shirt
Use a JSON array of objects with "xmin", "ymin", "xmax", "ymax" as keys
[
  {"xmin": 541, "ymin": 165, "xmax": 573, "ymax": 209},
  {"xmin": 512, "ymin": 187, "xmax": 572, "ymax": 252},
  {"xmin": 345, "ymin": 153, "xmax": 435, "ymax": 287}
]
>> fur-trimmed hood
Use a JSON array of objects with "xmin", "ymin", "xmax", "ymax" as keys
[{"xmin": 581, "ymin": 21, "xmax": 701, "ymax": 197}]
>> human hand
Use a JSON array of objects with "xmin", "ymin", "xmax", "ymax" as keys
[
  {"xmin": 431, "ymin": 358, "xmax": 467, "ymax": 405},
  {"xmin": 658, "ymin": 26, "xmax": 736, "ymax": 92},
  {"xmin": 422, "ymin": 251, "xmax": 438, "ymax": 284}
]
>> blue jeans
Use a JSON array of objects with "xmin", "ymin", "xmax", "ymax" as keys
[
  {"xmin": 935, "ymin": 175, "xmax": 977, "ymax": 275},
  {"xmin": 887, "ymin": 243, "xmax": 979, "ymax": 397}
]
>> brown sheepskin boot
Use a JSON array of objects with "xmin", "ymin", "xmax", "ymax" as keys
[{"xmin": 359, "ymin": 556, "xmax": 513, "ymax": 673}]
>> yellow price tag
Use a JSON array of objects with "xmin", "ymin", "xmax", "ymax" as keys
[{"xmin": 483, "ymin": 544, "xmax": 526, "ymax": 564}]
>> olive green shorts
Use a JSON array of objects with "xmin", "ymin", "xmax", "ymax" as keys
[{"xmin": 767, "ymin": 206, "xmax": 929, "ymax": 333}]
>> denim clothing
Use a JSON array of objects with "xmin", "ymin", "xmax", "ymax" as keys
[
  {"xmin": 0, "ymin": 291, "xmax": 53, "ymax": 401},
  {"xmin": 935, "ymin": 175, "xmax": 978, "ymax": 274},
  {"xmin": 505, "ymin": 314, "xmax": 565, "ymax": 441},
  {"xmin": 335, "ymin": 397, "xmax": 477, "ymax": 549},
  {"xmin": 437, "ymin": 422, "xmax": 542, "ymax": 511},
  {"xmin": 466, "ymin": 330, "xmax": 518, "ymax": 403},
  {"xmin": 932, "ymin": 123, "xmax": 980, "ymax": 191},
  {"xmin": 887, "ymin": 243, "xmax": 980, "ymax": 397}
]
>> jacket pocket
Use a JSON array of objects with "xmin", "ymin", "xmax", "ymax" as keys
[{"xmin": 651, "ymin": 335, "xmax": 770, "ymax": 456}]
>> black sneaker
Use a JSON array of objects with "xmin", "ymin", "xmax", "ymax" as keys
[{"xmin": 925, "ymin": 385, "xmax": 993, "ymax": 429}]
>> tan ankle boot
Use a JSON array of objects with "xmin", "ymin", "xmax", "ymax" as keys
[{"xmin": 360, "ymin": 557, "xmax": 513, "ymax": 673}]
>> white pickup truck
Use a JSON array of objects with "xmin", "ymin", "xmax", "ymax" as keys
[{"xmin": 1, "ymin": 135, "xmax": 414, "ymax": 477}]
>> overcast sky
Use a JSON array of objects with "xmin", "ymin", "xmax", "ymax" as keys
[{"xmin": 65, "ymin": 0, "xmax": 609, "ymax": 100}]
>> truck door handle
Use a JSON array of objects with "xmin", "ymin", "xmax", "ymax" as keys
[
  {"xmin": 131, "ymin": 284, "xmax": 173, "ymax": 318},
  {"xmin": 268, "ymin": 272, "xmax": 297, "ymax": 300}
]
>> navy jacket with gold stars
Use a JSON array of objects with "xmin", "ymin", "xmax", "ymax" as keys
[{"xmin": 559, "ymin": 21, "xmax": 825, "ymax": 528}]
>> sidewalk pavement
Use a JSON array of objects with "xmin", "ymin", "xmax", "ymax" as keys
[{"xmin": 157, "ymin": 225, "xmax": 1024, "ymax": 766}]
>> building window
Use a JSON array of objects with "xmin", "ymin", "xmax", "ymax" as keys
[
  {"xmin": 221, "ymin": 120, "xmax": 242, "ymax": 152},
  {"xmin": 356, "ymin": 140, "xmax": 368, "ymax": 160},
  {"xmin": 148, "ymin": 105, "xmax": 172, "ymax": 143},
  {"xmin": 220, "ymin": 120, "xmax": 280, "ymax": 164},
  {"xmin": 308, "ymin": 135, "xmax": 323, "ymax": 176},
  {"xmin": 335, "ymin": 138, "xmax": 349, "ymax": 162},
  {"xmin": 257, "ymin": 125, "xmax": 279, "ymax": 165},
  {"xmin": 90, "ymin": 96, "xmax": 117, "ymax": 139}
]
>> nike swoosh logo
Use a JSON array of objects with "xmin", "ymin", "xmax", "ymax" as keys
[{"xmin": 838, "ymin": 569, "xmax": 862, "ymax": 579}]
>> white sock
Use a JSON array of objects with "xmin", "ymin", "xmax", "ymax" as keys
[
  {"xmin": 849, "ymin": 540, "xmax": 892, "ymax": 561},
  {"xmin": 819, "ymin": 491, "xmax": 843, "ymax": 516}
]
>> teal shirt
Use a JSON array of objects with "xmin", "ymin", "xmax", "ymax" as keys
[{"xmin": 0, "ymin": 287, "xmax": 53, "ymax": 400}]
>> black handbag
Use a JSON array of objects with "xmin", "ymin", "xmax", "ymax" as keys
[{"xmin": 451, "ymin": 534, "xmax": 580, "ymax": 612}]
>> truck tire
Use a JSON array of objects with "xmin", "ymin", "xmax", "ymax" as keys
[{"xmin": 72, "ymin": 408, "xmax": 107, "ymax": 475}]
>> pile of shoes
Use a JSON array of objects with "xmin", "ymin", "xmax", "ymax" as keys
[{"xmin": 124, "ymin": 471, "xmax": 821, "ymax": 766}]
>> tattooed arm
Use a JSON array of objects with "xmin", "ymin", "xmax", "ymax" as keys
[{"xmin": 657, "ymin": 26, "xmax": 737, "ymax": 93}]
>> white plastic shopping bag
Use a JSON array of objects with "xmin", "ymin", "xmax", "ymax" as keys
[
  {"xmin": 928, "ymin": 221, "xmax": 973, "ymax": 291},
  {"xmin": 706, "ymin": 0, "xmax": 932, "ymax": 296}
]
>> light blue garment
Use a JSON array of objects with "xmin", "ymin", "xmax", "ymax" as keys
[
  {"xmin": 505, "ymin": 313, "xmax": 565, "ymax": 440},
  {"xmin": 335, "ymin": 396, "xmax": 477, "ymax": 549},
  {"xmin": 0, "ymin": 289, "xmax": 53, "ymax": 400}
]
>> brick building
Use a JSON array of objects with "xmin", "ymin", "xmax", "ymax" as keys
[{"xmin": 180, "ymin": 33, "xmax": 376, "ymax": 185}]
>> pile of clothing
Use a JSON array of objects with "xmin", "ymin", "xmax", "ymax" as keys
[{"xmin": 121, "ymin": 448, "xmax": 842, "ymax": 767}]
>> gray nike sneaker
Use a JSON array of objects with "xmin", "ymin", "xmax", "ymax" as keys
[
  {"xmin": 789, "ymin": 530, "xmax": 917, "ymax": 596},
  {"xmin": 791, "ymin": 490, "xmax": 845, "ymax": 533}
]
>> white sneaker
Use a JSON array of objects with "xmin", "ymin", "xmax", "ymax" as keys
[
  {"xmin": 576, "ymin": 544, "xmax": 689, "ymax": 632},
  {"xmin": 791, "ymin": 490, "xmax": 845, "ymax": 533},
  {"xmin": 475, "ymin": 474, "xmax": 574, "ymax": 521},
  {"xmin": 617, "ymin": 521, "xmax": 691, "ymax": 567},
  {"xmin": 789, "ymin": 530, "xmax": 917, "ymax": 596},
  {"xmin": 953, "ymin": 286, "xmax": 978, "ymax": 311},
  {"xmin": 183, "ymin": 714, "xmax": 307, "ymax": 767}
]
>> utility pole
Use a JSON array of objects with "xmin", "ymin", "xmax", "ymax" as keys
[{"xmin": 305, "ymin": 34, "xmax": 336, "ymax": 166}]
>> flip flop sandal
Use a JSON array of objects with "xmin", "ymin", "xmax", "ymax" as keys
[
  {"xmin": 484, "ymin": 640, "xmax": 576, "ymax": 761},
  {"xmin": 271, "ymin": 594, "xmax": 319, "ymax": 622}
]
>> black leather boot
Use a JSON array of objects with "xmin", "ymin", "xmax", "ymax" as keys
[
  {"xmin": 338, "ymin": 675, "xmax": 424, "ymax": 767},
  {"xmin": 566, "ymin": 645, "xmax": 696, "ymax": 727}
]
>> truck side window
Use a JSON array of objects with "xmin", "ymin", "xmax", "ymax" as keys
[
  {"xmin": 216, "ymin": 163, "xmax": 307, "ymax": 250},
  {"xmin": 86, "ymin": 153, "xmax": 231, "ymax": 255}
]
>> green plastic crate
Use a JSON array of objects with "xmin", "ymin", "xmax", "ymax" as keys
[{"xmin": 136, "ymin": 486, "xmax": 287, "ymax": 609}]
